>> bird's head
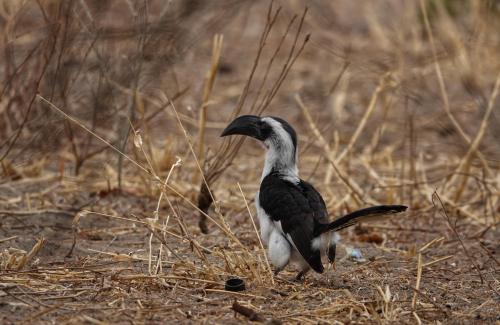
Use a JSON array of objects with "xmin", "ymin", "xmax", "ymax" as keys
[
  {"xmin": 220, "ymin": 115, "xmax": 297, "ymax": 152},
  {"xmin": 221, "ymin": 115, "xmax": 299, "ymax": 179}
]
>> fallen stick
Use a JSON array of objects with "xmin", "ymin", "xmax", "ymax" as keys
[{"xmin": 232, "ymin": 301, "xmax": 282, "ymax": 324}]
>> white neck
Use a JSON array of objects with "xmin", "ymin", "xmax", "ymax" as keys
[
  {"xmin": 261, "ymin": 133, "xmax": 300, "ymax": 183},
  {"xmin": 261, "ymin": 146, "xmax": 299, "ymax": 183},
  {"xmin": 259, "ymin": 116, "xmax": 299, "ymax": 184}
]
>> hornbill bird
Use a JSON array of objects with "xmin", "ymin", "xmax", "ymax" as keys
[{"xmin": 221, "ymin": 115, "xmax": 407, "ymax": 280}]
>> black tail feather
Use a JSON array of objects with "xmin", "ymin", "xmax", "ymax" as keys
[{"xmin": 314, "ymin": 205, "xmax": 407, "ymax": 236}]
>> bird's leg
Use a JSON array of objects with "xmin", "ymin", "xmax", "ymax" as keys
[
  {"xmin": 295, "ymin": 269, "xmax": 310, "ymax": 282},
  {"xmin": 274, "ymin": 266, "xmax": 284, "ymax": 276},
  {"xmin": 327, "ymin": 243, "xmax": 337, "ymax": 264},
  {"xmin": 327, "ymin": 242, "xmax": 337, "ymax": 270}
]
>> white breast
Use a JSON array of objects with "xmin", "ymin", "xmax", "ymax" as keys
[{"xmin": 255, "ymin": 191, "xmax": 274, "ymax": 245}]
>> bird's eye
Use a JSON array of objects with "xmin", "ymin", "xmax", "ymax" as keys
[{"xmin": 258, "ymin": 122, "xmax": 273, "ymax": 140}]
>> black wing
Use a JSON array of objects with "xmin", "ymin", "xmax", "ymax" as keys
[
  {"xmin": 259, "ymin": 173, "xmax": 328, "ymax": 273},
  {"xmin": 298, "ymin": 180, "xmax": 329, "ymax": 223}
]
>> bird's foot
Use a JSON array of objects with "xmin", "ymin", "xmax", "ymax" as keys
[{"xmin": 294, "ymin": 269, "xmax": 309, "ymax": 282}]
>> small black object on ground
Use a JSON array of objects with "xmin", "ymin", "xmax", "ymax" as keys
[{"xmin": 225, "ymin": 278, "xmax": 245, "ymax": 292}]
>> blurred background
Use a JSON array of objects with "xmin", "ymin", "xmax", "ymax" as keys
[{"xmin": 0, "ymin": 0, "xmax": 499, "ymax": 323}]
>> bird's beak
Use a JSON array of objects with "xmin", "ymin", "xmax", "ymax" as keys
[{"xmin": 220, "ymin": 115, "xmax": 264, "ymax": 140}]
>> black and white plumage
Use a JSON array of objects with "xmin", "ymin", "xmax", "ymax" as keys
[{"xmin": 221, "ymin": 115, "xmax": 407, "ymax": 280}]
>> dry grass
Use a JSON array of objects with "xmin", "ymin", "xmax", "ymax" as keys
[{"xmin": 1, "ymin": 0, "xmax": 499, "ymax": 324}]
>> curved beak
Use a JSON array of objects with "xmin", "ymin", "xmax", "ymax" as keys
[{"xmin": 220, "ymin": 115, "xmax": 264, "ymax": 140}]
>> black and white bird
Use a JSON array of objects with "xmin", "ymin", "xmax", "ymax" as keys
[{"xmin": 221, "ymin": 115, "xmax": 407, "ymax": 280}]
